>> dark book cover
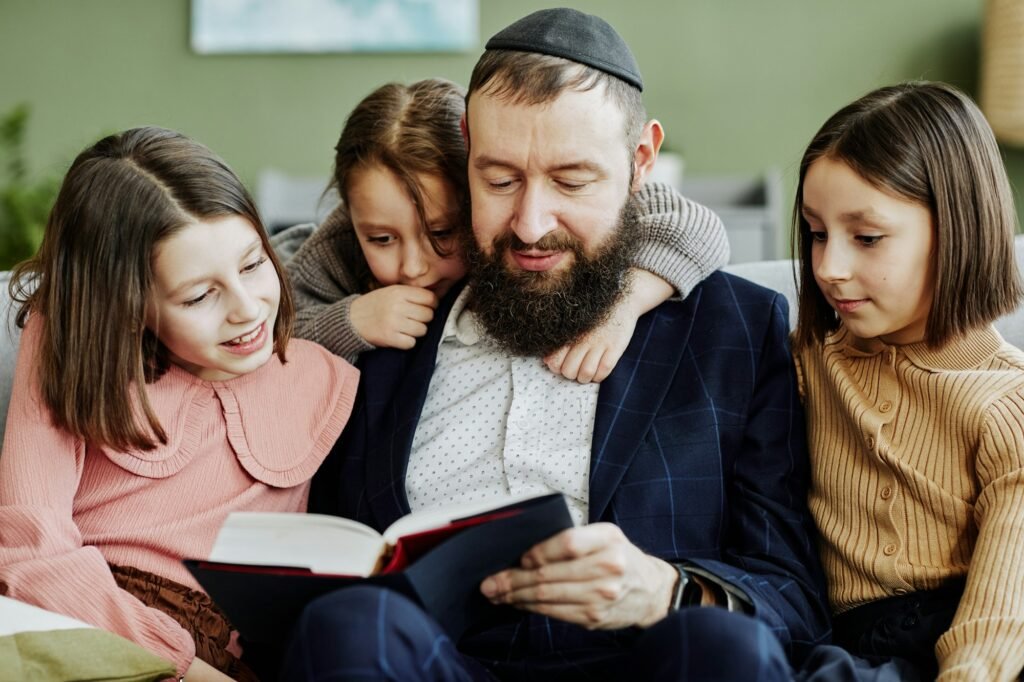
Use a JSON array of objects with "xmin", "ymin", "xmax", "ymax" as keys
[{"xmin": 184, "ymin": 492, "xmax": 574, "ymax": 644}]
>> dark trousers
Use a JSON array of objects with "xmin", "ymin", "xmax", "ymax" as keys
[
  {"xmin": 280, "ymin": 585, "xmax": 792, "ymax": 681},
  {"xmin": 792, "ymin": 579, "xmax": 1022, "ymax": 682}
]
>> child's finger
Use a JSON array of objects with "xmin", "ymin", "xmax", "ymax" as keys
[
  {"xmin": 576, "ymin": 348, "xmax": 604, "ymax": 384},
  {"xmin": 402, "ymin": 285, "xmax": 439, "ymax": 308},
  {"xmin": 556, "ymin": 345, "xmax": 588, "ymax": 381},
  {"xmin": 590, "ymin": 347, "xmax": 623, "ymax": 383},
  {"xmin": 396, "ymin": 318, "xmax": 429, "ymax": 339},
  {"xmin": 403, "ymin": 302, "xmax": 435, "ymax": 324},
  {"xmin": 544, "ymin": 347, "xmax": 569, "ymax": 374}
]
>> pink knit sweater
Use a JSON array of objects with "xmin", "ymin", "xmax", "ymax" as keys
[{"xmin": 0, "ymin": 317, "xmax": 359, "ymax": 675}]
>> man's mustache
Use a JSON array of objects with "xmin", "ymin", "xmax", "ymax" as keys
[{"xmin": 493, "ymin": 231, "xmax": 582, "ymax": 253}]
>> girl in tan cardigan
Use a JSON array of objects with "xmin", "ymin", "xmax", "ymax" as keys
[{"xmin": 792, "ymin": 82, "xmax": 1024, "ymax": 681}]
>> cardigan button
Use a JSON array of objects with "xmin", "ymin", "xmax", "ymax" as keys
[
  {"xmin": 883, "ymin": 543, "xmax": 897, "ymax": 556},
  {"xmin": 880, "ymin": 486, "xmax": 893, "ymax": 500},
  {"xmin": 879, "ymin": 400, "xmax": 893, "ymax": 413}
]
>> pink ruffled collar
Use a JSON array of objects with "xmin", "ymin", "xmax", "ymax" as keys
[{"xmin": 98, "ymin": 340, "xmax": 358, "ymax": 486}]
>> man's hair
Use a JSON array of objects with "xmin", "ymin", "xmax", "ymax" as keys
[
  {"xmin": 11, "ymin": 126, "xmax": 294, "ymax": 451},
  {"xmin": 331, "ymin": 78, "xmax": 468, "ymax": 285},
  {"xmin": 791, "ymin": 81, "xmax": 1023, "ymax": 350},
  {"xmin": 466, "ymin": 49, "xmax": 646, "ymax": 167}
]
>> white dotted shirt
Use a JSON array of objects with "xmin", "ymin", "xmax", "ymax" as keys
[{"xmin": 405, "ymin": 288, "xmax": 597, "ymax": 526}]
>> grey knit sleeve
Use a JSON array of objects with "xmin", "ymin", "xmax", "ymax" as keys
[
  {"xmin": 632, "ymin": 181, "xmax": 730, "ymax": 299},
  {"xmin": 284, "ymin": 208, "xmax": 376, "ymax": 363}
]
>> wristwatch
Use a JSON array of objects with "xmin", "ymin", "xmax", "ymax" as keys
[{"xmin": 669, "ymin": 563, "xmax": 704, "ymax": 610}]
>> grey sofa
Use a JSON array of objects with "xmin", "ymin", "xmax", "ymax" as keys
[{"xmin": 0, "ymin": 236, "xmax": 1021, "ymax": 447}]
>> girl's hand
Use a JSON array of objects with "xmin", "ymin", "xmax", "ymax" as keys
[
  {"xmin": 349, "ymin": 285, "xmax": 438, "ymax": 349},
  {"xmin": 183, "ymin": 657, "xmax": 233, "ymax": 681},
  {"xmin": 544, "ymin": 269, "xmax": 673, "ymax": 383}
]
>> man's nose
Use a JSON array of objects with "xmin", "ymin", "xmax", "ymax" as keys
[{"xmin": 511, "ymin": 184, "xmax": 558, "ymax": 246}]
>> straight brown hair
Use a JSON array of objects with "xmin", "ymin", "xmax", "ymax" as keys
[
  {"xmin": 792, "ymin": 81, "xmax": 1023, "ymax": 350},
  {"xmin": 331, "ymin": 78, "xmax": 468, "ymax": 288},
  {"xmin": 466, "ymin": 49, "xmax": 647, "ymax": 168},
  {"xmin": 11, "ymin": 126, "xmax": 294, "ymax": 451}
]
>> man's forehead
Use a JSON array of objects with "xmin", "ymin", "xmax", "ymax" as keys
[{"xmin": 467, "ymin": 88, "xmax": 626, "ymax": 150}]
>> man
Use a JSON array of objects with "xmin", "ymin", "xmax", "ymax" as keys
[{"xmin": 295, "ymin": 9, "xmax": 829, "ymax": 680}]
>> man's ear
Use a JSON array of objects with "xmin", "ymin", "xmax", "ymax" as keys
[
  {"xmin": 460, "ymin": 113, "xmax": 470, "ymax": 148},
  {"xmin": 630, "ymin": 119, "xmax": 664, "ymax": 192}
]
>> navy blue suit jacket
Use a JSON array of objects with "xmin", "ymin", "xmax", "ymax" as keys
[{"xmin": 311, "ymin": 271, "xmax": 830, "ymax": 660}]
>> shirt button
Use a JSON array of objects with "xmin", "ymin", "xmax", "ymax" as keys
[
  {"xmin": 879, "ymin": 400, "xmax": 893, "ymax": 413},
  {"xmin": 893, "ymin": 587, "xmax": 908, "ymax": 596},
  {"xmin": 866, "ymin": 435, "xmax": 876, "ymax": 449},
  {"xmin": 880, "ymin": 486, "xmax": 893, "ymax": 500},
  {"xmin": 883, "ymin": 543, "xmax": 897, "ymax": 556}
]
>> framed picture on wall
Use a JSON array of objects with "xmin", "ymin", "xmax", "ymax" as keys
[{"xmin": 191, "ymin": 0, "xmax": 478, "ymax": 54}]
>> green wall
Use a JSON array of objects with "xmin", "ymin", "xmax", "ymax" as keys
[{"xmin": 4, "ymin": 0, "xmax": 1019, "ymax": 242}]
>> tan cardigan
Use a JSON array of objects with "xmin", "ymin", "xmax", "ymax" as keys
[{"xmin": 795, "ymin": 325, "xmax": 1024, "ymax": 681}]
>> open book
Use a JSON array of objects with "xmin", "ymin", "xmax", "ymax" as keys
[{"xmin": 184, "ymin": 492, "xmax": 574, "ymax": 644}]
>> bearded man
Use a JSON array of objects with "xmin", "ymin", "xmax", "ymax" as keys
[{"xmin": 296, "ymin": 9, "xmax": 829, "ymax": 681}]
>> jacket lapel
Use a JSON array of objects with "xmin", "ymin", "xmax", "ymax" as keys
[
  {"xmin": 362, "ymin": 282, "xmax": 466, "ymax": 529},
  {"xmin": 588, "ymin": 290, "xmax": 700, "ymax": 522}
]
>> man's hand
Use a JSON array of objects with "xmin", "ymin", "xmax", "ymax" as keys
[
  {"xmin": 479, "ymin": 523, "xmax": 679, "ymax": 630},
  {"xmin": 349, "ymin": 285, "xmax": 438, "ymax": 349}
]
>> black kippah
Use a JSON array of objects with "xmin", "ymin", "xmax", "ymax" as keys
[{"xmin": 485, "ymin": 7, "xmax": 643, "ymax": 92}]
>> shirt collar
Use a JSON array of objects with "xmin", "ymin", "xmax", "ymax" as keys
[
  {"xmin": 831, "ymin": 324, "xmax": 1004, "ymax": 371},
  {"xmin": 439, "ymin": 286, "xmax": 484, "ymax": 346}
]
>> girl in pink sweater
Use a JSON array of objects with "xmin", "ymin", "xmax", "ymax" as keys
[{"xmin": 0, "ymin": 127, "xmax": 359, "ymax": 681}]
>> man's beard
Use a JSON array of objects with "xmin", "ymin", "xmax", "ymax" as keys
[{"xmin": 463, "ymin": 196, "xmax": 642, "ymax": 357}]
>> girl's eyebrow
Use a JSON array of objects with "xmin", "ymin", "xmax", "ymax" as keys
[
  {"xmin": 801, "ymin": 205, "xmax": 821, "ymax": 219},
  {"xmin": 354, "ymin": 222, "xmax": 395, "ymax": 232},
  {"xmin": 166, "ymin": 239, "xmax": 262, "ymax": 298},
  {"xmin": 839, "ymin": 209, "xmax": 891, "ymax": 227},
  {"xmin": 801, "ymin": 205, "xmax": 891, "ymax": 227}
]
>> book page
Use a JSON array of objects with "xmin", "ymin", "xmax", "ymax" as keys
[
  {"xmin": 208, "ymin": 512, "xmax": 387, "ymax": 577},
  {"xmin": 382, "ymin": 491, "xmax": 567, "ymax": 544}
]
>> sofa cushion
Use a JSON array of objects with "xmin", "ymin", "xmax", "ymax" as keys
[{"xmin": 0, "ymin": 596, "xmax": 176, "ymax": 682}]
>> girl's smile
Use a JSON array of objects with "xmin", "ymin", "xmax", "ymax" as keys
[
  {"xmin": 221, "ymin": 321, "xmax": 269, "ymax": 355},
  {"xmin": 146, "ymin": 215, "xmax": 281, "ymax": 381}
]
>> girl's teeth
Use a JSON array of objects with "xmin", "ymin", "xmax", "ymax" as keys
[{"xmin": 228, "ymin": 326, "xmax": 260, "ymax": 345}]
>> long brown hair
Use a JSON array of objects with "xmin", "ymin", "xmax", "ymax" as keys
[
  {"xmin": 330, "ymin": 78, "xmax": 468, "ymax": 286},
  {"xmin": 792, "ymin": 81, "xmax": 1023, "ymax": 350},
  {"xmin": 11, "ymin": 126, "xmax": 294, "ymax": 451}
]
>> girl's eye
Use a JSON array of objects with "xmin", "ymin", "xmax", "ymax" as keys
[
  {"xmin": 809, "ymin": 230, "xmax": 827, "ymax": 243},
  {"xmin": 365, "ymin": 235, "xmax": 395, "ymax": 245},
  {"xmin": 430, "ymin": 228, "xmax": 456, "ymax": 240},
  {"xmin": 241, "ymin": 255, "xmax": 268, "ymax": 274},
  {"xmin": 183, "ymin": 290, "xmax": 212, "ymax": 307},
  {"xmin": 857, "ymin": 235, "xmax": 883, "ymax": 246}
]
